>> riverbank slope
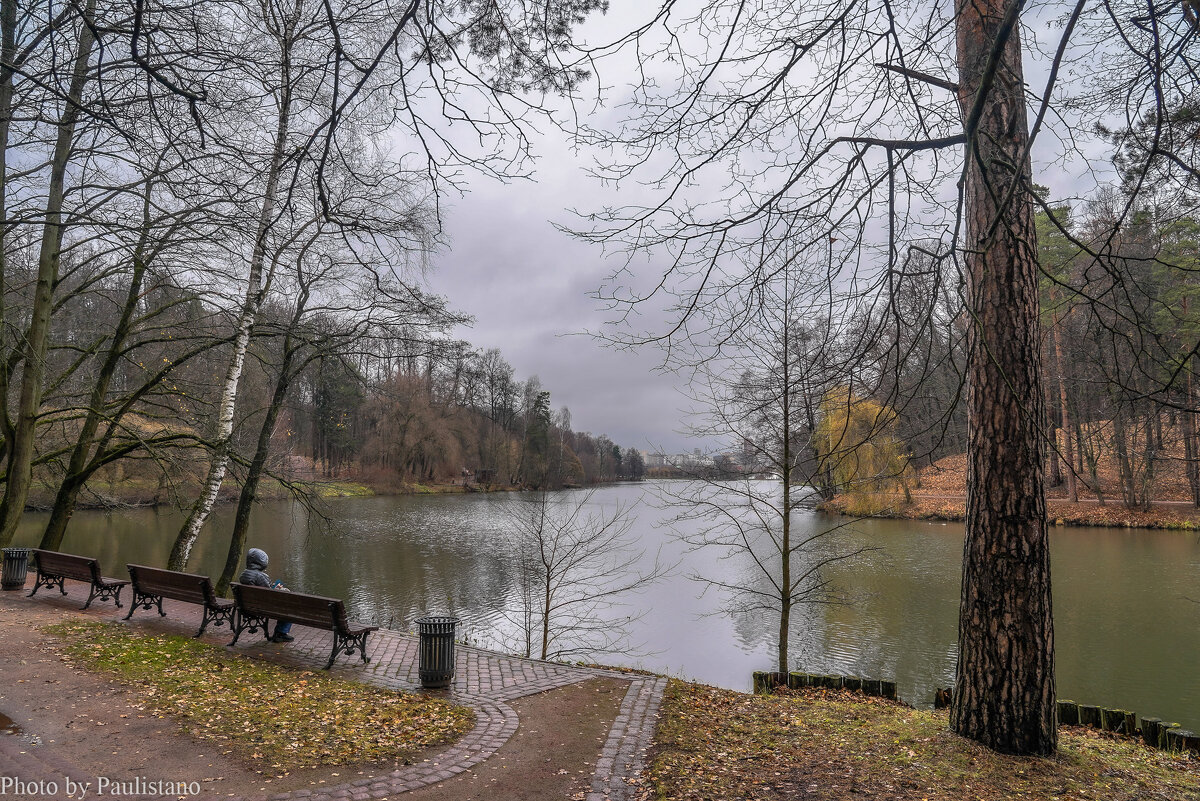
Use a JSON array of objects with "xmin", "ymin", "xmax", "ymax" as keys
[
  {"xmin": 819, "ymin": 453, "xmax": 1200, "ymax": 529},
  {"xmin": 644, "ymin": 681, "xmax": 1200, "ymax": 800}
]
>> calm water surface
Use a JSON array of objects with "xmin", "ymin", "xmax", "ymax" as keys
[{"xmin": 11, "ymin": 480, "xmax": 1200, "ymax": 730}]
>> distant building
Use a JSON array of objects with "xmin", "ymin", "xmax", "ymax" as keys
[{"xmin": 673, "ymin": 451, "xmax": 714, "ymax": 469}]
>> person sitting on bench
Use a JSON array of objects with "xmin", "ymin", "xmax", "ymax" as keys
[{"xmin": 238, "ymin": 548, "xmax": 293, "ymax": 642}]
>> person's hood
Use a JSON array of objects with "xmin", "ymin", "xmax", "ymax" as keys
[{"xmin": 246, "ymin": 548, "xmax": 268, "ymax": 570}]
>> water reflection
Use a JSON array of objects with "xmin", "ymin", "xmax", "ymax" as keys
[{"xmin": 10, "ymin": 482, "xmax": 1200, "ymax": 730}]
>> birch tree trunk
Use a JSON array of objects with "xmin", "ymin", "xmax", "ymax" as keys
[
  {"xmin": 167, "ymin": 5, "xmax": 299, "ymax": 569},
  {"xmin": 215, "ymin": 282, "xmax": 311, "ymax": 596},
  {"xmin": 950, "ymin": 0, "xmax": 1057, "ymax": 755},
  {"xmin": 0, "ymin": 0, "xmax": 98, "ymax": 547}
]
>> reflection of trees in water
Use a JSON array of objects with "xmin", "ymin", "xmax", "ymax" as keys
[
  {"xmin": 821, "ymin": 545, "xmax": 959, "ymax": 703},
  {"xmin": 724, "ymin": 519, "xmax": 958, "ymax": 705},
  {"xmin": 728, "ymin": 591, "xmax": 827, "ymax": 668},
  {"xmin": 276, "ymin": 499, "xmax": 520, "ymax": 637},
  {"xmin": 717, "ymin": 509, "xmax": 871, "ymax": 669},
  {"xmin": 266, "ymin": 492, "xmax": 660, "ymax": 659}
]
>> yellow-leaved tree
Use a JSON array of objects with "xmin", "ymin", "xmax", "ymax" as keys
[{"xmin": 814, "ymin": 387, "xmax": 912, "ymax": 514}]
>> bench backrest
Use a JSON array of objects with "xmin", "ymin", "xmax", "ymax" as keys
[
  {"xmin": 231, "ymin": 583, "xmax": 349, "ymax": 632},
  {"xmin": 33, "ymin": 549, "xmax": 100, "ymax": 583},
  {"xmin": 127, "ymin": 564, "xmax": 216, "ymax": 606}
]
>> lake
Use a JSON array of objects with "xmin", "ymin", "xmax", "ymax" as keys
[{"xmin": 10, "ymin": 480, "xmax": 1200, "ymax": 730}]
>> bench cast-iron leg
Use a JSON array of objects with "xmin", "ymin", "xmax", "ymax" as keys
[
  {"xmin": 229, "ymin": 612, "xmax": 270, "ymax": 647},
  {"xmin": 325, "ymin": 631, "xmax": 372, "ymax": 670},
  {"xmin": 28, "ymin": 573, "xmax": 65, "ymax": 599},
  {"xmin": 198, "ymin": 606, "xmax": 234, "ymax": 638},
  {"xmin": 124, "ymin": 591, "xmax": 165, "ymax": 621},
  {"xmin": 84, "ymin": 584, "xmax": 124, "ymax": 610}
]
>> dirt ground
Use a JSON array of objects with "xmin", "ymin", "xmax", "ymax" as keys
[
  {"xmin": 404, "ymin": 678, "xmax": 626, "ymax": 801},
  {"xmin": 0, "ymin": 592, "xmax": 626, "ymax": 800}
]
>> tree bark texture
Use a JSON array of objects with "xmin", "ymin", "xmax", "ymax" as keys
[
  {"xmin": 0, "ymin": 0, "xmax": 97, "ymax": 547},
  {"xmin": 951, "ymin": 0, "xmax": 1057, "ymax": 755},
  {"xmin": 167, "ymin": 6, "xmax": 297, "ymax": 570},
  {"xmin": 215, "ymin": 284, "xmax": 310, "ymax": 597}
]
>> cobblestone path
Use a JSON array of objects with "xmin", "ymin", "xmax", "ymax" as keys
[{"xmin": 0, "ymin": 578, "xmax": 665, "ymax": 800}]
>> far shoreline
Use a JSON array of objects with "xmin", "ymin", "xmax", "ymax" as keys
[{"xmin": 18, "ymin": 475, "xmax": 646, "ymax": 515}]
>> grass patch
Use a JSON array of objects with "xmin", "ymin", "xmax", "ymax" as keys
[
  {"xmin": 645, "ymin": 681, "xmax": 1200, "ymax": 800},
  {"xmin": 404, "ymin": 482, "xmax": 467, "ymax": 495},
  {"xmin": 45, "ymin": 620, "xmax": 473, "ymax": 774},
  {"xmin": 311, "ymin": 481, "xmax": 375, "ymax": 498}
]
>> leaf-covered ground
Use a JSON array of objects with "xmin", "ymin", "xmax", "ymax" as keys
[
  {"xmin": 45, "ymin": 620, "xmax": 474, "ymax": 774},
  {"xmin": 642, "ymin": 682, "xmax": 1200, "ymax": 800},
  {"xmin": 822, "ymin": 492, "xmax": 1200, "ymax": 530},
  {"xmin": 820, "ymin": 451, "xmax": 1200, "ymax": 530}
]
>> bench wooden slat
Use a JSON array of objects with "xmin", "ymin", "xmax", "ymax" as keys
[
  {"xmin": 125, "ymin": 564, "xmax": 234, "ymax": 637},
  {"xmin": 229, "ymin": 583, "xmax": 377, "ymax": 669},
  {"xmin": 29, "ymin": 549, "xmax": 127, "ymax": 610}
]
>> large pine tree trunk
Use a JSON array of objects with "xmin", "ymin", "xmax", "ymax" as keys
[{"xmin": 950, "ymin": 0, "xmax": 1056, "ymax": 755}]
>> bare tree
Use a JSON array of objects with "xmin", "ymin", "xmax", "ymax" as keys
[
  {"xmin": 168, "ymin": 0, "xmax": 611, "ymax": 567},
  {"xmin": 0, "ymin": 0, "xmax": 217, "ymax": 548},
  {"xmin": 657, "ymin": 239, "xmax": 876, "ymax": 673},
  {"xmin": 167, "ymin": 0, "xmax": 324, "ymax": 569},
  {"xmin": 0, "ymin": 0, "xmax": 101, "ymax": 543},
  {"xmin": 503, "ymin": 489, "xmax": 663, "ymax": 661},
  {"xmin": 567, "ymin": 0, "xmax": 1170, "ymax": 753}
]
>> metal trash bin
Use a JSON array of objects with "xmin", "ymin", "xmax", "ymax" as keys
[
  {"xmin": 2, "ymin": 548, "xmax": 31, "ymax": 591},
  {"xmin": 416, "ymin": 615, "xmax": 459, "ymax": 689}
]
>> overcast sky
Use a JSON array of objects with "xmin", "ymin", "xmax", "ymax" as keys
[
  {"xmin": 422, "ymin": 2, "xmax": 1115, "ymax": 458},
  {"xmin": 417, "ymin": 0, "xmax": 712, "ymax": 457},
  {"xmin": 425, "ymin": 148, "xmax": 703, "ymax": 456}
]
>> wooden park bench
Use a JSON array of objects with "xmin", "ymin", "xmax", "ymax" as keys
[
  {"xmin": 229, "ymin": 583, "xmax": 377, "ymax": 670},
  {"xmin": 28, "ymin": 549, "xmax": 128, "ymax": 610},
  {"xmin": 124, "ymin": 564, "xmax": 235, "ymax": 638}
]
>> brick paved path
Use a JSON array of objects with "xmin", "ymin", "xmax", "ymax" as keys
[{"xmin": 0, "ymin": 579, "xmax": 665, "ymax": 800}]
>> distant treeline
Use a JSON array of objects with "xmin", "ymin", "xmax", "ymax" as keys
[
  {"xmin": 304, "ymin": 345, "xmax": 647, "ymax": 489},
  {"xmin": 770, "ymin": 196, "xmax": 1200, "ymax": 513}
]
